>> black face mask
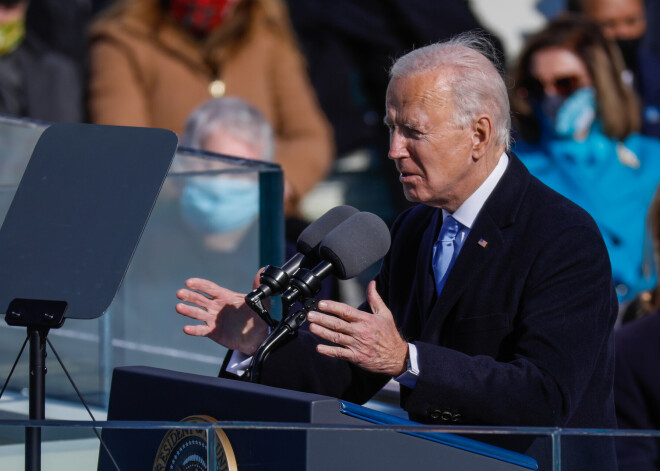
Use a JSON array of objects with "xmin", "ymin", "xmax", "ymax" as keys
[
  {"xmin": 616, "ymin": 37, "xmax": 642, "ymax": 72},
  {"xmin": 539, "ymin": 94, "xmax": 566, "ymax": 124}
]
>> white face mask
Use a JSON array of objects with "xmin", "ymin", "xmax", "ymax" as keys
[{"xmin": 179, "ymin": 176, "xmax": 259, "ymax": 234}]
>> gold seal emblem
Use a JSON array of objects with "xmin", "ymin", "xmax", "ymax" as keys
[{"xmin": 153, "ymin": 415, "xmax": 237, "ymax": 471}]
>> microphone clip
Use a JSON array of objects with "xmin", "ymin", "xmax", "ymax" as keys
[{"xmin": 245, "ymin": 291, "xmax": 277, "ymax": 328}]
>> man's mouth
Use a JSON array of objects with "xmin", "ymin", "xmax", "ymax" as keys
[{"xmin": 399, "ymin": 171, "xmax": 417, "ymax": 181}]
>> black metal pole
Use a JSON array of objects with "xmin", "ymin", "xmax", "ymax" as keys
[
  {"xmin": 5, "ymin": 300, "xmax": 67, "ymax": 471},
  {"xmin": 26, "ymin": 327, "xmax": 46, "ymax": 471},
  {"xmin": 248, "ymin": 302, "xmax": 314, "ymax": 383}
]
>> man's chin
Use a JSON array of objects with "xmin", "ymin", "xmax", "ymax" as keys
[{"xmin": 402, "ymin": 190, "xmax": 421, "ymax": 204}]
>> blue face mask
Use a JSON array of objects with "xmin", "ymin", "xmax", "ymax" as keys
[
  {"xmin": 538, "ymin": 87, "xmax": 597, "ymax": 139},
  {"xmin": 179, "ymin": 176, "xmax": 260, "ymax": 234}
]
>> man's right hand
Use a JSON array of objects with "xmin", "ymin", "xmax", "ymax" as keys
[{"xmin": 176, "ymin": 277, "xmax": 268, "ymax": 355}]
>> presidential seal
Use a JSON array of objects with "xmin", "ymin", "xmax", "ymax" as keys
[{"xmin": 153, "ymin": 415, "xmax": 237, "ymax": 471}]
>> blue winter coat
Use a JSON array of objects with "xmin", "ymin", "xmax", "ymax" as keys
[{"xmin": 514, "ymin": 121, "xmax": 660, "ymax": 302}]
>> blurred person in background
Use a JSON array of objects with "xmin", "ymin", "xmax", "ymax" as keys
[
  {"xmin": 132, "ymin": 97, "xmax": 276, "ymax": 306},
  {"xmin": 23, "ymin": 0, "xmax": 113, "ymax": 93},
  {"xmin": 511, "ymin": 14, "xmax": 660, "ymax": 304},
  {"xmin": 0, "ymin": 0, "xmax": 83, "ymax": 122},
  {"xmin": 87, "ymin": 0, "xmax": 333, "ymax": 216},
  {"xmin": 178, "ymin": 96, "xmax": 338, "ymax": 300},
  {"xmin": 578, "ymin": 0, "xmax": 660, "ymax": 137},
  {"xmin": 177, "ymin": 96, "xmax": 275, "ymax": 254},
  {"xmin": 119, "ymin": 96, "xmax": 282, "ymax": 369},
  {"xmin": 614, "ymin": 185, "xmax": 660, "ymax": 471}
]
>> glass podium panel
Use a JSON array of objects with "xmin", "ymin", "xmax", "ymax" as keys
[
  {"xmin": 0, "ymin": 420, "xmax": 658, "ymax": 471},
  {"xmin": 0, "ymin": 116, "xmax": 284, "ymax": 408}
]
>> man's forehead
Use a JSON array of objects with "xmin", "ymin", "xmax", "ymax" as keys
[{"xmin": 386, "ymin": 71, "xmax": 451, "ymax": 109}]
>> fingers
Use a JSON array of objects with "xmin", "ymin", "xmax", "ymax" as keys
[
  {"xmin": 307, "ymin": 310, "xmax": 353, "ymax": 334},
  {"xmin": 308, "ymin": 319, "xmax": 354, "ymax": 347},
  {"xmin": 185, "ymin": 277, "xmax": 244, "ymax": 298},
  {"xmin": 366, "ymin": 280, "xmax": 387, "ymax": 315},
  {"xmin": 316, "ymin": 300, "xmax": 364, "ymax": 323},
  {"xmin": 252, "ymin": 268, "xmax": 265, "ymax": 290},
  {"xmin": 175, "ymin": 302, "xmax": 210, "ymax": 322},
  {"xmin": 176, "ymin": 288, "xmax": 213, "ymax": 310},
  {"xmin": 182, "ymin": 324, "xmax": 212, "ymax": 337},
  {"xmin": 316, "ymin": 343, "xmax": 352, "ymax": 361}
]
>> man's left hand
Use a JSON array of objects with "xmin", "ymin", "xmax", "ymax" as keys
[{"xmin": 307, "ymin": 281, "xmax": 409, "ymax": 377}]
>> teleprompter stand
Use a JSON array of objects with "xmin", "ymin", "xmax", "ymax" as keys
[
  {"xmin": 0, "ymin": 122, "xmax": 178, "ymax": 471},
  {"xmin": 5, "ymin": 299, "xmax": 67, "ymax": 471}
]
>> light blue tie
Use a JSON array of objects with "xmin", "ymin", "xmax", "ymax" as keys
[{"xmin": 432, "ymin": 216, "xmax": 462, "ymax": 295}]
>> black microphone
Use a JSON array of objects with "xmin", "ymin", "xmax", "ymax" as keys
[
  {"xmin": 281, "ymin": 211, "xmax": 391, "ymax": 307},
  {"xmin": 245, "ymin": 205, "xmax": 359, "ymax": 325},
  {"xmin": 247, "ymin": 211, "xmax": 391, "ymax": 382}
]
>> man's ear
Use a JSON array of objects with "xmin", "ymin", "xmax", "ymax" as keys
[{"xmin": 471, "ymin": 115, "xmax": 493, "ymax": 161}]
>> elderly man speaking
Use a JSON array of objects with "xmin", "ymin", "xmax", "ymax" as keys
[{"xmin": 176, "ymin": 32, "xmax": 618, "ymax": 470}]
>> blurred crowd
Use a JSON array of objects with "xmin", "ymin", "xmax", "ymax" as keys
[{"xmin": 1, "ymin": 0, "xmax": 660, "ymax": 467}]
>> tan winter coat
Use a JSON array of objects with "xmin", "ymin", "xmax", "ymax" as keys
[{"xmin": 88, "ymin": 0, "xmax": 333, "ymax": 212}]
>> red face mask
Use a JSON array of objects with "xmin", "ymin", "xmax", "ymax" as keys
[{"xmin": 169, "ymin": 0, "xmax": 238, "ymax": 36}]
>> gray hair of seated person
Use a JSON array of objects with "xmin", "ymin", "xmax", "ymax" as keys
[
  {"xmin": 389, "ymin": 31, "xmax": 511, "ymax": 150},
  {"xmin": 181, "ymin": 96, "xmax": 275, "ymax": 161}
]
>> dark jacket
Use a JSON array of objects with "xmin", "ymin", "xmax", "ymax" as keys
[
  {"xmin": 256, "ymin": 154, "xmax": 619, "ymax": 469},
  {"xmin": 615, "ymin": 311, "xmax": 660, "ymax": 471},
  {"xmin": 0, "ymin": 35, "xmax": 84, "ymax": 122}
]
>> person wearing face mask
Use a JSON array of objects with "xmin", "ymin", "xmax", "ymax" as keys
[
  {"xmin": 122, "ymin": 96, "xmax": 336, "ymax": 346},
  {"xmin": 0, "ymin": 0, "xmax": 83, "ymax": 121},
  {"xmin": 104, "ymin": 97, "xmax": 277, "ymax": 376},
  {"xmin": 177, "ymin": 96, "xmax": 339, "ymax": 299},
  {"xmin": 577, "ymin": 0, "xmax": 660, "ymax": 138},
  {"xmin": 511, "ymin": 14, "xmax": 660, "ymax": 305},
  {"xmin": 126, "ymin": 97, "xmax": 271, "ymax": 320},
  {"xmin": 177, "ymin": 96, "xmax": 272, "ymax": 248},
  {"xmin": 87, "ymin": 0, "xmax": 333, "ymax": 217}
]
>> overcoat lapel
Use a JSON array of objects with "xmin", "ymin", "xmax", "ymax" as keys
[
  {"xmin": 415, "ymin": 209, "xmax": 443, "ymax": 327},
  {"xmin": 419, "ymin": 153, "xmax": 529, "ymax": 340}
]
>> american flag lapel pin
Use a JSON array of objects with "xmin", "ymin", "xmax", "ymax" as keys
[{"xmin": 478, "ymin": 238, "xmax": 488, "ymax": 248}]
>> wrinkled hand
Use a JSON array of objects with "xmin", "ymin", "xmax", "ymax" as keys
[
  {"xmin": 176, "ymin": 277, "xmax": 268, "ymax": 355},
  {"xmin": 307, "ymin": 281, "xmax": 408, "ymax": 376}
]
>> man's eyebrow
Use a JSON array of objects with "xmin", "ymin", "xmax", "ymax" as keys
[{"xmin": 383, "ymin": 117, "xmax": 421, "ymax": 131}]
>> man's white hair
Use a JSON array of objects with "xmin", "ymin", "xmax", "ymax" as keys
[
  {"xmin": 182, "ymin": 97, "xmax": 275, "ymax": 161},
  {"xmin": 389, "ymin": 32, "xmax": 511, "ymax": 150}
]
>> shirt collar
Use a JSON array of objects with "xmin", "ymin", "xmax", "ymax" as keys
[{"xmin": 443, "ymin": 152, "xmax": 509, "ymax": 228}]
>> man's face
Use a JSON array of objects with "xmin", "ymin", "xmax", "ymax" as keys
[
  {"xmin": 384, "ymin": 71, "xmax": 479, "ymax": 211},
  {"xmin": 582, "ymin": 0, "xmax": 646, "ymax": 40},
  {"xmin": 0, "ymin": 1, "xmax": 26, "ymax": 24}
]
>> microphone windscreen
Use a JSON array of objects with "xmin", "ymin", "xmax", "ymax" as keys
[
  {"xmin": 319, "ymin": 212, "xmax": 391, "ymax": 279},
  {"xmin": 296, "ymin": 205, "xmax": 359, "ymax": 254}
]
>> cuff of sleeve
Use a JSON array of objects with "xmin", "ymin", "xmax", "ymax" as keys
[{"xmin": 394, "ymin": 342, "xmax": 419, "ymax": 389}]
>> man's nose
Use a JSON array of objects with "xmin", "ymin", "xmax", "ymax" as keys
[{"xmin": 388, "ymin": 131, "xmax": 407, "ymax": 160}]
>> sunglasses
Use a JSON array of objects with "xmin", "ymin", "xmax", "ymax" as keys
[{"xmin": 518, "ymin": 75, "xmax": 583, "ymax": 100}]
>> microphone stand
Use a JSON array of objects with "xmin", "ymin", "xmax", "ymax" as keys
[{"xmin": 246, "ymin": 297, "xmax": 317, "ymax": 383}]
